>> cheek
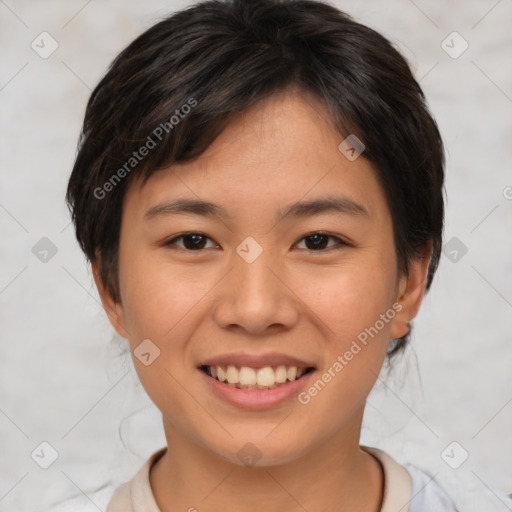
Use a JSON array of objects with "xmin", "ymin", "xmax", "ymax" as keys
[
  {"xmin": 294, "ymin": 261, "xmax": 396, "ymax": 411},
  {"xmin": 301, "ymin": 261, "xmax": 396, "ymax": 408},
  {"xmin": 118, "ymin": 252, "xmax": 213, "ymax": 341},
  {"xmin": 296, "ymin": 272, "xmax": 393, "ymax": 428},
  {"xmin": 116, "ymin": 253, "xmax": 210, "ymax": 414},
  {"xmin": 296, "ymin": 258, "xmax": 397, "ymax": 342}
]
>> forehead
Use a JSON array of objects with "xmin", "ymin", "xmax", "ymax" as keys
[{"xmin": 123, "ymin": 91, "xmax": 388, "ymax": 226}]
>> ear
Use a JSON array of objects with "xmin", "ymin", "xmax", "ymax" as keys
[
  {"xmin": 390, "ymin": 240, "xmax": 433, "ymax": 340},
  {"xmin": 91, "ymin": 259, "xmax": 129, "ymax": 339}
]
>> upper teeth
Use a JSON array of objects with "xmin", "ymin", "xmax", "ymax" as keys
[{"xmin": 208, "ymin": 365, "xmax": 307, "ymax": 387}]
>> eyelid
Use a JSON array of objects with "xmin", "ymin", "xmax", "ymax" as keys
[
  {"xmin": 294, "ymin": 231, "xmax": 350, "ymax": 251},
  {"xmin": 163, "ymin": 231, "xmax": 220, "ymax": 250}
]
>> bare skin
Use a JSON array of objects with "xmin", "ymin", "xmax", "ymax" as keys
[{"xmin": 93, "ymin": 89, "xmax": 431, "ymax": 511}]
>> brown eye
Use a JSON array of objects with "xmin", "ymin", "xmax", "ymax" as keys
[
  {"xmin": 296, "ymin": 232, "xmax": 348, "ymax": 251},
  {"xmin": 182, "ymin": 234, "xmax": 207, "ymax": 250},
  {"xmin": 164, "ymin": 233, "xmax": 218, "ymax": 251}
]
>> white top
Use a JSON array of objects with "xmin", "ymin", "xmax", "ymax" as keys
[
  {"xmin": 46, "ymin": 446, "xmax": 474, "ymax": 512},
  {"xmin": 102, "ymin": 446, "xmax": 458, "ymax": 512}
]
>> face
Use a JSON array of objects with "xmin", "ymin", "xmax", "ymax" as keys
[{"xmin": 95, "ymin": 90, "xmax": 428, "ymax": 467}]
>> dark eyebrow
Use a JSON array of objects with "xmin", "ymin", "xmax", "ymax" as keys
[
  {"xmin": 144, "ymin": 198, "xmax": 230, "ymax": 221},
  {"xmin": 277, "ymin": 196, "xmax": 369, "ymax": 220},
  {"xmin": 144, "ymin": 196, "xmax": 369, "ymax": 222}
]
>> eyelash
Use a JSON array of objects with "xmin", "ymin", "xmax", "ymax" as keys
[{"xmin": 162, "ymin": 231, "xmax": 350, "ymax": 252}]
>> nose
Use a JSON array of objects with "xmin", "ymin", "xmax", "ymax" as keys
[{"xmin": 212, "ymin": 248, "xmax": 300, "ymax": 335}]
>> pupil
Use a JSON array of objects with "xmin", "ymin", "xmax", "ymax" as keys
[
  {"xmin": 184, "ymin": 234, "xmax": 205, "ymax": 250},
  {"xmin": 307, "ymin": 234, "xmax": 327, "ymax": 250}
]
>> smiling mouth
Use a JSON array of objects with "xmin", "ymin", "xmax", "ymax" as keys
[{"xmin": 199, "ymin": 364, "xmax": 315, "ymax": 390}]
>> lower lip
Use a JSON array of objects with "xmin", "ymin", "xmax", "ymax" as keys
[{"xmin": 198, "ymin": 368, "xmax": 316, "ymax": 410}]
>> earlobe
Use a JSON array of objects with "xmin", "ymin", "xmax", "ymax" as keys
[
  {"xmin": 91, "ymin": 260, "xmax": 130, "ymax": 339},
  {"xmin": 390, "ymin": 241, "xmax": 433, "ymax": 340}
]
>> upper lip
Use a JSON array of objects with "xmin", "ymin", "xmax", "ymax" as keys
[{"xmin": 200, "ymin": 352, "xmax": 316, "ymax": 369}]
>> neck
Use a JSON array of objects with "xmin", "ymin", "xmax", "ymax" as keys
[{"xmin": 150, "ymin": 409, "xmax": 384, "ymax": 512}]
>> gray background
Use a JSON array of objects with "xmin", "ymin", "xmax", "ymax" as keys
[{"xmin": 1, "ymin": 0, "xmax": 511, "ymax": 510}]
